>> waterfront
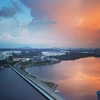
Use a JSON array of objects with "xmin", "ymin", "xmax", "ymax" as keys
[{"xmin": 25, "ymin": 57, "xmax": 100, "ymax": 100}]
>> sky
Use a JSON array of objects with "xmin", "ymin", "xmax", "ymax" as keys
[{"xmin": 0, "ymin": 0, "xmax": 100, "ymax": 48}]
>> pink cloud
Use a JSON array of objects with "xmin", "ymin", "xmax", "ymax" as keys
[{"xmin": 14, "ymin": 0, "xmax": 100, "ymax": 47}]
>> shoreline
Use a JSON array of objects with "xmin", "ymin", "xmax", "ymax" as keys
[
  {"xmin": 10, "ymin": 66, "xmax": 67, "ymax": 100},
  {"xmin": 21, "ymin": 67, "xmax": 58, "ymax": 89},
  {"xmin": 20, "ymin": 56, "xmax": 100, "ymax": 90},
  {"xmin": 20, "ymin": 59, "xmax": 61, "ymax": 69}
]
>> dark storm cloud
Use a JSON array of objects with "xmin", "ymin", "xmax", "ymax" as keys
[
  {"xmin": 19, "ymin": 0, "xmax": 57, "ymax": 26},
  {"xmin": 30, "ymin": 10, "xmax": 57, "ymax": 24},
  {"xmin": 29, "ymin": 18, "xmax": 57, "ymax": 26},
  {"xmin": 0, "ymin": 7, "xmax": 17, "ymax": 18},
  {"xmin": 31, "ymin": 9, "xmax": 46, "ymax": 20},
  {"xmin": 10, "ymin": 0, "xmax": 21, "ymax": 12},
  {"xmin": 0, "ymin": 0, "xmax": 21, "ymax": 18},
  {"xmin": 19, "ymin": 0, "xmax": 38, "ymax": 9}
]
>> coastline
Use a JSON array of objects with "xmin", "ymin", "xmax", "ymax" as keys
[
  {"xmin": 20, "ymin": 65, "xmax": 58, "ymax": 89},
  {"xmin": 20, "ymin": 59, "xmax": 61, "ymax": 69},
  {"xmin": 21, "ymin": 56, "xmax": 100, "ymax": 91},
  {"xmin": 10, "ymin": 66, "xmax": 67, "ymax": 100}
]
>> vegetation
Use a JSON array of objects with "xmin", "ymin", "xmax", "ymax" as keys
[
  {"xmin": 0, "ymin": 60, "xmax": 8, "ymax": 66},
  {"xmin": 0, "ymin": 56, "xmax": 14, "ymax": 67},
  {"xmin": 20, "ymin": 60, "xmax": 58, "ymax": 69},
  {"xmin": 20, "ymin": 60, "xmax": 33, "ymax": 69},
  {"xmin": 41, "ymin": 81, "xmax": 57, "ymax": 89},
  {"xmin": 0, "ymin": 56, "xmax": 18, "ymax": 68}
]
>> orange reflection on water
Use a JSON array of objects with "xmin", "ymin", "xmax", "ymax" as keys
[
  {"xmin": 53, "ymin": 57, "xmax": 100, "ymax": 100},
  {"xmin": 26, "ymin": 57, "xmax": 100, "ymax": 100}
]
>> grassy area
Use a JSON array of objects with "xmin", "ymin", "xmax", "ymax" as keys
[{"xmin": 41, "ymin": 81, "xmax": 57, "ymax": 89}]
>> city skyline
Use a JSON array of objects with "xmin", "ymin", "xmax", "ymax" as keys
[{"xmin": 0, "ymin": 0, "xmax": 100, "ymax": 48}]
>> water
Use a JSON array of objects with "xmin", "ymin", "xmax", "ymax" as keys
[
  {"xmin": 25, "ymin": 57, "xmax": 100, "ymax": 100},
  {"xmin": 0, "ymin": 68, "xmax": 47, "ymax": 100}
]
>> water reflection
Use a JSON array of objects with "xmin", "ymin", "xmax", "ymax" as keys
[{"xmin": 25, "ymin": 57, "xmax": 100, "ymax": 100}]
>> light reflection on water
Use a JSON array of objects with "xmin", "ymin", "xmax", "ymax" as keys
[{"xmin": 25, "ymin": 57, "xmax": 100, "ymax": 100}]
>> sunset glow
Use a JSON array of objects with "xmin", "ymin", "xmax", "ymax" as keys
[{"xmin": 0, "ymin": 0, "xmax": 100, "ymax": 48}]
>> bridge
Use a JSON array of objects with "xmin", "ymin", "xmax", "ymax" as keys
[{"xmin": 10, "ymin": 66, "xmax": 68, "ymax": 100}]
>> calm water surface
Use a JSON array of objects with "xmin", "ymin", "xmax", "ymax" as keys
[
  {"xmin": 0, "ymin": 68, "xmax": 47, "ymax": 100},
  {"xmin": 25, "ymin": 57, "xmax": 100, "ymax": 100}
]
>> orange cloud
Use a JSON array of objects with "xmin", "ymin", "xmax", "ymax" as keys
[{"xmin": 20, "ymin": 0, "xmax": 100, "ymax": 47}]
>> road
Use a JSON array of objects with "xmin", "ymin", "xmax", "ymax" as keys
[{"xmin": 10, "ymin": 66, "xmax": 68, "ymax": 100}]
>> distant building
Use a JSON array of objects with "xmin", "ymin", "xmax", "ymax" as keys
[
  {"xmin": 13, "ymin": 58, "xmax": 30, "ymax": 62},
  {"xmin": 31, "ymin": 55, "xmax": 52, "ymax": 63},
  {"xmin": 0, "ymin": 51, "xmax": 12, "ymax": 60},
  {"xmin": 42, "ymin": 51, "xmax": 66, "ymax": 56},
  {"xmin": 0, "ymin": 51, "xmax": 21, "ymax": 61}
]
